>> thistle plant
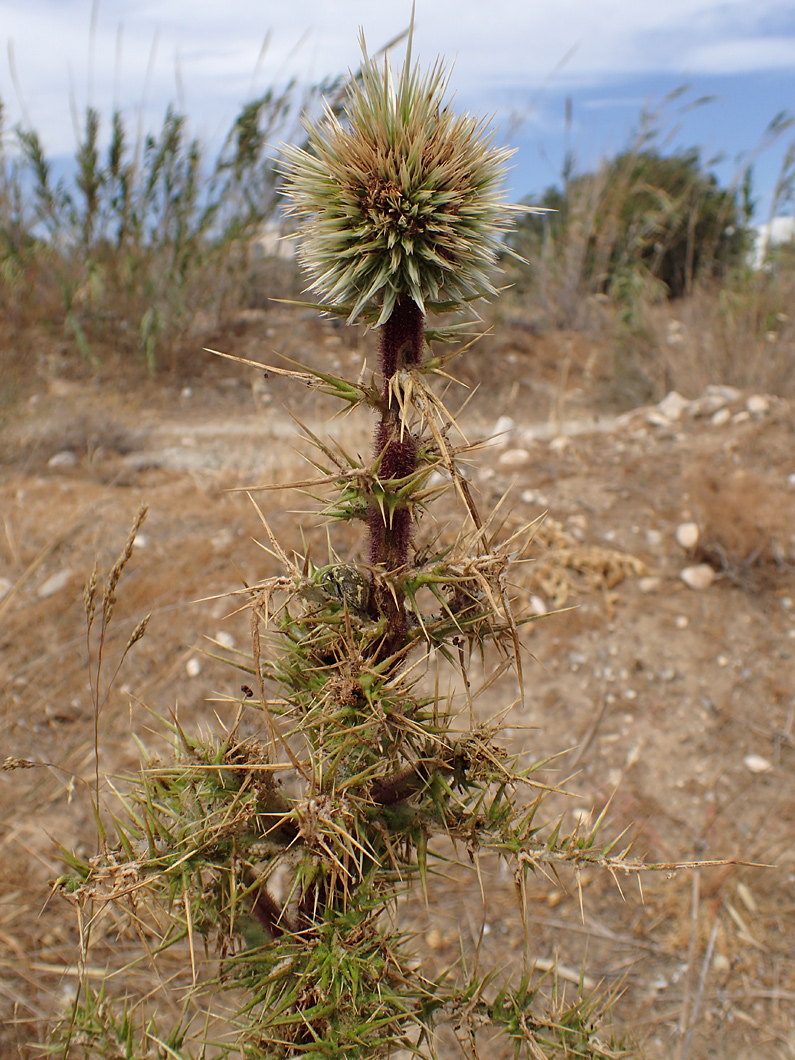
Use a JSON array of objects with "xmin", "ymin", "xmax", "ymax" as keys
[
  {"xmin": 279, "ymin": 29, "xmax": 521, "ymax": 659},
  {"xmin": 54, "ymin": 25, "xmax": 676, "ymax": 1060},
  {"xmin": 279, "ymin": 33, "xmax": 517, "ymax": 326}
]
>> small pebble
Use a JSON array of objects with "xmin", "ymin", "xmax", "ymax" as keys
[
  {"xmin": 492, "ymin": 415, "xmax": 516, "ymax": 446},
  {"xmin": 211, "ymin": 529, "xmax": 235, "ymax": 550},
  {"xmin": 675, "ymin": 615, "xmax": 689, "ymax": 629},
  {"xmin": 743, "ymin": 754, "xmax": 772, "ymax": 774},
  {"xmin": 528, "ymin": 595, "xmax": 548, "ymax": 616},
  {"xmin": 48, "ymin": 450, "xmax": 78, "ymax": 468},
  {"xmin": 638, "ymin": 576, "xmax": 660, "ymax": 594},
  {"xmin": 657, "ymin": 390, "xmax": 690, "ymax": 421},
  {"xmin": 186, "ymin": 658, "xmax": 202, "ymax": 678},
  {"xmin": 215, "ymin": 631, "xmax": 236, "ymax": 649},
  {"xmin": 646, "ymin": 409, "xmax": 672, "ymax": 427},
  {"xmin": 675, "ymin": 522, "xmax": 700, "ymax": 550},
  {"xmin": 520, "ymin": 489, "xmax": 549, "ymax": 506},
  {"xmin": 746, "ymin": 394, "xmax": 770, "ymax": 415},
  {"xmin": 706, "ymin": 384, "xmax": 741, "ymax": 402},
  {"xmin": 711, "ymin": 407, "xmax": 731, "ymax": 426},
  {"xmin": 37, "ymin": 569, "xmax": 73, "ymax": 598},
  {"xmin": 497, "ymin": 448, "xmax": 531, "ymax": 469},
  {"xmin": 680, "ymin": 564, "xmax": 715, "ymax": 590}
]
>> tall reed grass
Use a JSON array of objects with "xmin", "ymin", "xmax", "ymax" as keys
[{"xmin": 0, "ymin": 80, "xmax": 314, "ymax": 371}]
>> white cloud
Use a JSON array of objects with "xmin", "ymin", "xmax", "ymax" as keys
[
  {"xmin": 2, "ymin": 0, "xmax": 795, "ymax": 153},
  {"xmin": 684, "ymin": 36, "xmax": 795, "ymax": 74}
]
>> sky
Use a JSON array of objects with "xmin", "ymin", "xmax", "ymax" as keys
[{"xmin": 2, "ymin": 0, "xmax": 795, "ymax": 218}]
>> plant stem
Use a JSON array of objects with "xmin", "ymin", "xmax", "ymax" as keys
[{"xmin": 368, "ymin": 296, "xmax": 425, "ymax": 651}]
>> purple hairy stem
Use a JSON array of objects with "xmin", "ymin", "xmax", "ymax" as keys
[
  {"xmin": 367, "ymin": 297, "xmax": 425, "ymax": 653},
  {"xmin": 378, "ymin": 297, "xmax": 424, "ymax": 377}
]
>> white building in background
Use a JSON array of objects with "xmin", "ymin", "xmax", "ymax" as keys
[{"xmin": 751, "ymin": 216, "xmax": 795, "ymax": 269}]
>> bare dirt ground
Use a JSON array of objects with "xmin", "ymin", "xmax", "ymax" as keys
[{"xmin": 1, "ymin": 312, "xmax": 794, "ymax": 1058}]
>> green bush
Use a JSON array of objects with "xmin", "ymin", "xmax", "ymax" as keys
[
  {"xmin": 0, "ymin": 83, "xmax": 317, "ymax": 370},
  {"xmin": 511, "ymin": 146, "xmax": 748, "ymax": 306}
]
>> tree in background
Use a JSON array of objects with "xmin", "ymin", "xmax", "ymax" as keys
[{"xmin": 511, "ymin": 146, "xmax": 748, "ymax": 312}]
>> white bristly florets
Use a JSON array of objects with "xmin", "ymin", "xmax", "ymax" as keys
[{"xmin": 280, "ymin": 33, "xmax": 524, "ymax": 326}]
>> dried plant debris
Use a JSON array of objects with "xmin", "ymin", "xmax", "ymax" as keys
[{"xmin": 527, "ymin": 517, "xmax": 647, "ymax": 608}]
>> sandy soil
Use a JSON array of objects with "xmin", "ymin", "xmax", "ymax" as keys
[{"xmin": 1, "ymin": 315, "xmax": 794, "ymax": 1058}]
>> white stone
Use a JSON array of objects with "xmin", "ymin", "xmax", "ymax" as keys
[
  {"xmin": 549, "ymin": 436, "xmax": 569, "ymax": 452},
  {"xmin": 186, "ymin": 658, "xmax": 201, "ymax": 678},
  {"xmin": 638, "ymin": 576, "xmax": 661, "ymax": 594},
  {"xmin": 133, "ymin": 533, "xmax": 149, "ymax": 550},
  {"xmin": 712, "ymin": 953, "xmax": 731, "ymax": 973},
  {"xmin": 498, "ymin": 448, "xmax": 531, "ymax": 469},
  {"xmin": 705, "ymin": 384, "xmax": 742, "ymax": 402},
  {"xmin": 520, "ymin": 489, "xmax": 549, "ymax": 506},
  {"xmin": 48, "ymin": 450, "xmax": 78, "ymax": 468},
  {"xmin": 680, "ymin": 564, "xmax": 715, "ymax": 590},
  {"xmin": 731, "ymin": 410, "xmax": 750, "ymax": 424},
  {"xmin": 675, "ymin": 522, "xmax": 700, "ymax": 550},
  {"xmin": 746, "ymin": 394, "xmax": 770, "ymax": 415},
  {"xmin": 657, "ymin": 391, "xmax": 690, "ymax": 421},
  {"xmin": 675, "ymin": 615, "xmax": 689, "ymax": 629},
  {"xmin": 37, "ymin": 569, "xmax": 73, "ymax": 598},
  {"xmin": 711, "ymin": 407, "xmax": 731, "ymax": 426},
  {"xmin": 492, "ymin": 415, "xmax": 516, "ymax": 447},
  {"xmin": 691, "ymin": 394, "xmax": 726, "ymax": 417},
  {"xmin": 743, "ymin": 754, "xmax": 773, "ymax": 774},
  {"xmin": 528, "ymin": 595, "xmax": 548, "ymax": 616},
  {"xmin": 690, "ymin": 385, "xmax": 741, "ymax": 418},
  {"xmin": 646, "ymin": 529, "xmax": 663, "ymax": 548},
  {"xmin": 645, "ymin": 409, "xmax": 672, "ymax": 427},
  {"xmin": 215, "ymin": 630, "xmax": 236, "ymax": 649},
  {"xmin": 211, "ymin": 528, "xmax": 236, "ymax": 550}
]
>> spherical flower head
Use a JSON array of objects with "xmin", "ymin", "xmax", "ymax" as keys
[{"xmin": 280, "ymin": 36, "xmax": 520, "ymax": 326}]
